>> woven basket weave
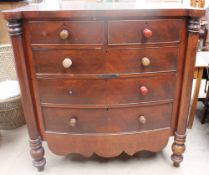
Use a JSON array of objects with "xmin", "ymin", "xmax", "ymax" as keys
[{"xmin": 0, "ymin": 45, "xmax": 25, "ymax": 129}]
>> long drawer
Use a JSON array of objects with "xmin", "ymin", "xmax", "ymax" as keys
[
  {"xmin": 43, "ymin": 103, "xmax": 173, "ymax": 134},
  {"xmin": 33, "ymin": 47, "xmax": 178, "ymax": 74},
  {"xmin": 38, "ymin": 74, "xmax": 176, "ymax": 105},
  {"xmin": 108, "ymin": 19, "xmax": 183, "ymax": 45}
]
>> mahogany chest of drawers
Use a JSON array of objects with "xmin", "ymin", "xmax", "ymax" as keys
[{"xmin": 3, "ymin": 1, "xmax": 205, "ymax": 171}]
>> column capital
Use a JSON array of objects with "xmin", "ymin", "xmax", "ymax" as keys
[
  {"xmin": 7, "ymin": 20, "xmax": 23, "ymax": 36},
  {"xmin": 188, "ymin": 18, "xmax": 201, "ymax": 33}
]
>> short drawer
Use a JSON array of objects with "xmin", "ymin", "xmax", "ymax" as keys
[
  {"xmin": 33, "ymin": 47, "xmax": 178, "ymax": 74},
  {"xmin": 28, "ymin": 21, "xmax": 105, "ymax": 44},
  {"xmin": 43, "ymin": 103, "xmax": 173, "ymax": 134},
  {"xmin": 38, "ymin": 74, "xmax": 175, "ymax": 105},
  {"xmin": 108, "ymin": 19, "xmax": 182, "ymax": 45}
]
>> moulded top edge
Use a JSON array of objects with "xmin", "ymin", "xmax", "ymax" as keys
[{"xmin": 2, "ymin": 2, "xmax": 205, "ymax": 20}]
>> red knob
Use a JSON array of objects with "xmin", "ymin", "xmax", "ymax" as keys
[
  {"xmin": 139, "ymin": 86, "xmax": 149, "ymax": 96},
  {"xmin": 143, "ymin": 28, "xmax": 152, "ymax": 38}
]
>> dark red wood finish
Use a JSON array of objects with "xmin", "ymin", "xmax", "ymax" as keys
[
  {"xmin": 38, "ymin": 73, "xmax": 175, "ymax": 105},
  {"xmin": 43, "ymin": 103, "xmax": 172, "ymax": 134},
  {"xmin": 33, "ymin": 46, "xmax": 178, "ymax": 74},
  {"xmin": 3, "ymin": 1, "xmax": 205, "ymax": 171},
  {"xmin": 108, "ymin": 19, "xmax": 182, "ymax": 45},
  {"xmin": 28, "ymin": 21, "xmax": 105, "ymax": 45},
  {"xmin": 46, "ymin": 128, "xmax": 171, "ymax": 157}
]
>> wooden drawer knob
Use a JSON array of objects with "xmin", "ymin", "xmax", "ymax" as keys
[
  {"xmin": 139, "ymin": 86, "xmax": 149, "ymax": 96},
  {"xmin": 60, "ymin": 29, "xmax": 70, "ymax": 40},
  {"xmin": 143, "ymin": 28, "xmax": 152, "ymax": 38},
  {"xmin": 62, "ymin": 58, "xmax": 72, "ymax": 68},
  {"xmin": 141, "ymin": 57, "xmax": 151, "ymax": 67},
  {"xmin": 138, "ymin": 116, "xmax": 146, "ymax": 124},
  {"xmin": 69, "ymin": 117, "xmax": 77, "ymax": 127}
]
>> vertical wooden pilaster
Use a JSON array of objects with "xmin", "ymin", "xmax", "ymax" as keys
[
  {"xmin": 7, "ymin": 19, "xmax": 46, "ymax": 171},
  {"xmin": 171, "ymin": 17, "xmax": 200, "ymax": 167}
]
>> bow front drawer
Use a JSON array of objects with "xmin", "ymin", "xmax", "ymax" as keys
[
  {"xmin": 38, "ymin": 74, "xmax": 175, "ymax": 105},
  {"xmin": 43, "ymin": 103, "xmax": 172, "ymax": 134},
  {"xmin": 33, "ymin": 46, "xmax": 178, "ymax": 75},
  {"xmin": 28, "ymin": 21, "xmax": 105, "ymax": 45},
  {"xmin": 108, "ymin": 19, "xmax": 183, "ymax": 45}
]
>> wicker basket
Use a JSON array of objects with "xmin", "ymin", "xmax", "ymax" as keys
[
  {"xmin": 0, "ymin": 45, "xmax": 25, "ymax": 129},
  {"xmin": 0, "ymin": 96, "xmax": 25, "ymax": 129}
]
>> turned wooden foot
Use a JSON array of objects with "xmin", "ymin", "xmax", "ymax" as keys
[
  {"xmin": 171, "ymin": 132, "xmax": 186, "ymax": 167},
  {"xmin": 29, "ymin": 136, "xmax": 46, "ymax": 172}
]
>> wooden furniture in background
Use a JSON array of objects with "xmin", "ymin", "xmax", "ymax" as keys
[
  {"xmin": 3, "ymin": 1, "xmax": 205, "ymax": 172},
  {"xmin": 202, "ymin": 69, "xmax": 209, "ymax": 123},
  {"xmin": 188, "ymin": 52, "xmax": 208, "ymax": 128},
  {"xmin": 191, "ymin": 0, "xmax": 205, "ymax": 8},
  {"xmin": 188, "ymin": 16, "xmax": 209, "ymax": 128}
]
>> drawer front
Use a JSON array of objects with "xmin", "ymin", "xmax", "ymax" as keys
[
  {"xmin": 38, "ymin": 79, "xmax": 107, "ymax": 105},
  {"xmin": 43, "ymin": 103, "xmax": 172, "ymax": 134},
  {"xmin": 107, "ymin": 74, "xmax": 176, "ymax": 104},
  {"xmin": 38, "ymin": 74, "xmax": 175, "ymax": 105},
  {"xmin": 108, "ymin": 19, "xmax": 182, "ymax": 45},
  {"xmin": 34, "ymin": 49, "xmax": 105, "ymax": 74},
  {"xmin": 29, "ymin": 21, "xmax": 105, "ymax": 44},
  {"xmin": 34, "ymin": 47, "xmax": 178, "ymax": 75}
]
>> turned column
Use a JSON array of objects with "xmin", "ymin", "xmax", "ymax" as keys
[
  {"xmin": 7, "ymin": 19, "xmax": 46, "ymax": 171},
  {"xmin": 171, "ymin": 17, "xmax": 200, "ymax": 167}
]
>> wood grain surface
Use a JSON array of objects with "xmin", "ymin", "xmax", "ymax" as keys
[{"xmin": 2, "ymin": 2, "xmax": 205, "ymax": 170}]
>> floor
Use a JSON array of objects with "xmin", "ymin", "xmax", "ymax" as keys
[{"xmin": 0, "ymin": 103, "xmax": 209, "ymax": 175}]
